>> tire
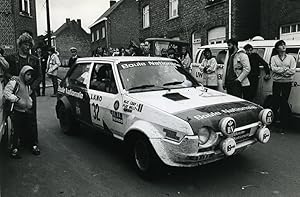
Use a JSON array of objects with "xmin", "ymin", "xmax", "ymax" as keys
[
  {"xmin": 1, "ymin": 117, "xmax": 13, "ymax": 152},
  {"xmin": 132, "ymin": 135, "xmax": 161, "ymax": 179},
  {"xmin": 58, "ymin": 105, "xmax": 79, "ymax": 135}
]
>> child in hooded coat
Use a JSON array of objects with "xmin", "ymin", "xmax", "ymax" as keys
[{"xmin": 4, "ymin": 65, "xmax": 40, "ymax": 158}]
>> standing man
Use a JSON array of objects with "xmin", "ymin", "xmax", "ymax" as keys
[
  {"xmin": 36, "ymin": 47, "xmax": 48, "ymax": 96},
  {"xmin": 46, "ymin": 47, "xmax": 61, "ymax": 97},
  {"xmin": 67, "ymin": 47, "xmax": 79, "ymax": 68},
  {"xmin": 5, "ymin": 32, "xmax": 41, "ymax": 155},
  {"xmin": 222, "ymin": 38, "xmax": 251, "ymax": 98},
  {"xmin": 244, "ymin": 44, "xmax": 271, "ymax": 101},
  {"xmin": 270, "ymin": 40, "xmax": 296, "ymax": 127}
]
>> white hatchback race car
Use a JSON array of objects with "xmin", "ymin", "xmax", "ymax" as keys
[{"xmin": 56, "ymin": 56, "xmax": 273, "ymax": 176}]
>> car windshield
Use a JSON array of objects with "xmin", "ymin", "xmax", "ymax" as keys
[{"xmin": 117, "ymin": 61, "xmax": 198, "ymax": 92}]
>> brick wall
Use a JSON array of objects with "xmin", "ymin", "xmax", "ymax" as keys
[
  {"xmin": 0, "ymin": 0, "xmax": 37, "ymax": 54},
  {"xmin": 139, "ymin": 0, "xmax": 260, "ymax": 45},
  {"xmin": 109, "ymin": 0, "xmax": 140, "ymax": 48},
  {"xmin": 260, "ymin": 0, "xmax": 300, "ymax": 40}
]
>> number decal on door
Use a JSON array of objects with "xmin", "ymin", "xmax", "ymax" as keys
[{"xmin": 92, "ymin": 103, "xmax": 101, "ymax": 121}]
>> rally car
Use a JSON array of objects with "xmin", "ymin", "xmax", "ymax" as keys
[{"xmin": 55, "ymin": 56, "xmax": 273, "ymax": 177}]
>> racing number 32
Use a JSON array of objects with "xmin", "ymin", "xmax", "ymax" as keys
[{"xmin": 92, "ymin": 103, "xmax": 101, "ymax": 121}]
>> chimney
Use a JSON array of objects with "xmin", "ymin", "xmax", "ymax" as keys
[
  {"xmin": 66, "ymin": 18, "xmax": 70, "ymax": 24},
  {"xmin": 77, "ymin": 19, "xmax": 81, "ymax": 27},
  {"xmin": 110, "ymin": 0, "xmax": 116, "ymax": 7}
]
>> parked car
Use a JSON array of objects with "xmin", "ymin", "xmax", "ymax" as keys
[
  {"xmin": 56, "ymin": 56, "xmax": 273, "ymax": 177},
  {"xmin": 192, "ymin": 38, "xmax": 300, "ymax": 118}
]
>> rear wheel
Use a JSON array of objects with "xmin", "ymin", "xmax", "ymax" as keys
[
  {"xmin": 1, "ymin": 117, "xmax": 13, "ymax": 152},
  {"xmin": 58, "ymin": 105, "xmax": 79, "ymax": 135}
]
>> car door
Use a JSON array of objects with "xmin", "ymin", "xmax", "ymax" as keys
[
  {"xmin": 88, "ymin": 62, "xmax": 125, "ymax": 137},
  {"xmin": 65, "ymin": 62, "xmax": 92, "ymax": 124}
]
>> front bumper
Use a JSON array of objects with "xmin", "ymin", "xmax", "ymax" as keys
[{"xmin": 150, "ymin": 122, "xmax": 267, "ymax": 167}]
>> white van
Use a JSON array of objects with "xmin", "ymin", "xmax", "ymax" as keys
[{"xmin": 191, "ymin": 38, "xmax": 300, "ymax": 117}]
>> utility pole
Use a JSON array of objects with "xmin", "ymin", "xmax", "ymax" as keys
[{"xmin": 46, "ymin": 0, "xmax": 51, "ymax": 48}]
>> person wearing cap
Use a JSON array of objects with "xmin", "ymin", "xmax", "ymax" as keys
[
  {"xmin": 67, "ymin": 47, "xmax": 80, "ymax": 68},
  {"xmin": 46, "ymin": 47, "xmax": 61, "ymax": 97},
  {"xmin": 5, "ymin": 32, "xmax": 42, "ymax": 155}
]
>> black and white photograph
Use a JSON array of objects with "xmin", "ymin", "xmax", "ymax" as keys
[{"xmin": 0, "ymin": 0, "xmax": 300, "ymax": 196}]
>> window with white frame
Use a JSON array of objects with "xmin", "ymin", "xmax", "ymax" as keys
[
  {"xmin": 96, "ymin": 30, "xmax": 100, "ymax": 40},
  {"xmin": 280, "ymin": 23, "xmax": 300, "ymax": 40},
  {"xmin": 143, "ymin": 5, "xmax": 150, "ymax": 28},
  {"xmin": 101, "ymin": 27, "xmax": 106, "ymax": 39},
  {"xmin": 20, "ymin": 0, "xmax": 31, "ymax": 16},
  {"xmin": 91, "ymin": 32, "xmax": 95, "ymax": 42},
  {"xmin": 169, "ymin": 0, "xmax": 178, "ymax": 19}
]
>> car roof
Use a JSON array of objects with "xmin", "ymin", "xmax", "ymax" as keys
[
  {"xmin": 76, "ymin": 56, "xmax": 176, "ymax": 63},
  {"xmin": 198, "ymin": 39, "xmax": 300, "ymax": 49}
]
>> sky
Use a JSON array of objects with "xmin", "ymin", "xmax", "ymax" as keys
[{"xmin": 36, "ymin": 0, "xmax": 112, "ymax": 35}]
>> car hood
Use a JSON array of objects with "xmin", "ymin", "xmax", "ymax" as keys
[{"xmin": 127, "ymin": 87, "xmax": 263, "ymax": 134}]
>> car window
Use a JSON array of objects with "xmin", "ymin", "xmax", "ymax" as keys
[
  {"xmin": 68, "ymin": 63, "xmax": 91, "ymax": 88},
  {"xmin": 90, "ymin": 63, "xmax": 118, "ymax": 94},
  {"xmin": 117, "ymin": 61, "xmax": 197, "ymax": 92}
]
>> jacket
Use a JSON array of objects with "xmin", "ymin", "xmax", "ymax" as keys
[
  {"xmin": 222, "ymin": 49, "xmax": 251, "ymax": 87},
  {"xmin": 199, "ymin": 57, "xmax": 218, "ymax": 86},
  {"xmin": 5, "ymin": 54, "xmax": 41, "ymax": 90},
  {"xmin": 47, "ymin": 53, "xmax": 61, "ymax": 76},
  {"xmin": 4, "ymin": 66, "xmax": 33, "ymax": 112}
]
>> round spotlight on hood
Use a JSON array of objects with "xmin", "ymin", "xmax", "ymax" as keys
[
  {"xmin": 259, "ymin": 109, "xmax": 273, "ymax": 125},
  {"xmin": 219, "ymin": 117, "xmax": 236, "ymax": 137}
]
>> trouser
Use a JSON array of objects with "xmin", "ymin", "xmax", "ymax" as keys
[
  {"xmin": 41, "ymin": 68, "xmax": 46, "ymax": 95},
  {"xmin": 248, "ymin": 76, "xmax": 259, "ymax": 101},
  {"xmin": 11, "ymin": 110, "xmax": 36, "ymax": 149},
  {"xmin": 225, "ymin": 81, "xmax": 243, "ymax": 98},
  {"xmin": 272, "ymin": 82, "xmax": 292, "ymax": 125},
  {"xmin": 49, "ymin": 75, "xmax": 58, "ymax": 94}
]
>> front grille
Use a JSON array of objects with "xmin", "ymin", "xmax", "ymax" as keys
[{"xmin": 233, "ymin": 128, "xmax": 251, "ymax": 143}]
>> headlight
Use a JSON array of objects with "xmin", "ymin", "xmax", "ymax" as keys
[
  {"xmin": 163, "ymin": 128, "xmax": 185, "ymax": 142},
  {"xmin": 198, "ymin": 127, "xmax": 218, "ymax": 147},
  {"xmin": 259, "ymin": 109, "xmax": 273, "ymax": 125},
  {"xmin": 219, "ymin": 117, "xmax": 236, "ymax": 137}
]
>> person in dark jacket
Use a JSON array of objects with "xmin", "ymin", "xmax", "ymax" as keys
[
  {"xmin": 5, "ymin": 32, "xmax": 42, "ymax": 155},
  {"xmin": 244, "ymin": 44, "xmax": 271, "ymax": 101},
  {"xmin": 67, "ymin": 47, "xmax": 80, "ymax": 68}
]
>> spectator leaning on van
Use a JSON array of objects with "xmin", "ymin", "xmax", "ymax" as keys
[
  {"xmin": 270, "ymin": 40, "xmax": 296, "ymax": 127},
  {"xmin": 222, "ymin": 38, "xmax": 251, "ymax": 98},
  {"xmin": 199, "ymin": 48, "xmax": 218, "ymax": 89},
  {"xmin": 244, "ymin": 44, "xmax": 271, "ymax": 101}
]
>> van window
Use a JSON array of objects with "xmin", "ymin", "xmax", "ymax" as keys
[
  {"xmin": 286, "ymin": 48, "xmax": 300, "ymax": 68},
  {"xmin": 252, "ymin": 48, "xmax": 265, "ymax": 59},
  {"xmin": 199, "ymin": 49, "xmax": 227, "ymax": 64}
]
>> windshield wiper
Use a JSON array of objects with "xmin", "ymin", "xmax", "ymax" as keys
[
  {"xmin": 163, "ymin": 81, "xmax": 183, "ymax": 86},
  {"xmin": 128, "ymin": 84, "xmax": 155, "ymax": 91}
]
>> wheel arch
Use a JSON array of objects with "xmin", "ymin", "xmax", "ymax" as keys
[{"xmin": 56, "ymin": 96, "xmax": 72, "ymax": 119}]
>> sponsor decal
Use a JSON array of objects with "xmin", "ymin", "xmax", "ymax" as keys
[
  {"xmin": 58, "ymin": 87, "xmax": 83, "ymax": 99},
  {"xmin": 90, "ymin": 94, "xmax": 102, "ymax": 102},
  {"xmin": 266, "ymin": 111, "xmax": 273, "ymax": 124},
  {"xmin": 114, "ymin": 100, "xmax": 120, "ymax": 110},
  {"xmin": 110, "ymin": 110, "xmax": 123, "ymax": 124},
  {"xmin": 123, "ymin": 100, "xmax": 143, "ymax": 113},
  {"xmin": 118, "ymin": 61, "xmax": 178, "ymax": 70},
  {"xmin": 226, "ymin": 120, "xmax": 235, "ymax": 135},
  {"xmin": 193, "ymin": 105, "xmax": 258, "ymax": 120}
]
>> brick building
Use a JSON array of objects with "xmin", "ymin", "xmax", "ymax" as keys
[
  {"xmin": 0, "ymin": 0, "xmax": 37, "ymax": 54},
  {"xmin": 89, "ymin": 0, "xmax": 140, "ymax": 54},
  {"xmin": 138, "ymin": 0, "xmax": 260, "ymax": 54},
  {"xmin": 261, "ymin": 0, "xmax": 300, "ymax": 40},
  {"xmin": 53, "ymin": 18, "xmax": 91, "ymax": 66}
]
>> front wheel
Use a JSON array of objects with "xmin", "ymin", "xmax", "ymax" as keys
[
  {"xmin": 132, "ymin": 136, "xmax": 161, "ymax": 179},
  {"xmin": 1, "ymin": 117, "xmax": 13, "ymax": 152}
]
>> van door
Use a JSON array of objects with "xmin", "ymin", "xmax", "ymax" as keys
[{"xmin": 287, "ymin": 48, "xmax": 300, "ymax": 115}]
